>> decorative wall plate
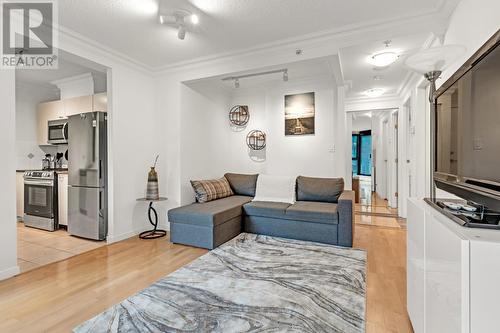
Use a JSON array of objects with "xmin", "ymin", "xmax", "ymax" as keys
[
  {"xmin": 246, "ymin": 130, "xmax": 266, "ymax": 150},
  {"xmin": 229, "ymin": 105, "xmax": 250, "ymax": 126}
]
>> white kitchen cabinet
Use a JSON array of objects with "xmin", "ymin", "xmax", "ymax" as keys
[
  {"xmin": 37, "ymin": 100, "xmax": 64, "ymax": 145},
  {"xmin": 16, "ymin": 172, "xmax": 24, "ymax": 220},
  {"xmin": 58, "ymin": 173, "xmax": 68, "ymax": 226},
  {"xmin": 92, "ymin": 92, "xmax": 107, "ymax": 112},
  {"xmin": 64, "ymin": 95, "xmax": 93, "ymax": 117},
  {"xmin": 407, "ymin": 198, "xmax": 500, "ymax": 333}
]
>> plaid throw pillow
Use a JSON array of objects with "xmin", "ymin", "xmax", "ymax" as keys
[{"xmin": 190, "ymin": 177, "xmax": 234, "ymax": 203}]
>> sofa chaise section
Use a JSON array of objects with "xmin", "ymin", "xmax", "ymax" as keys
[{"xmin": 168, "ymin": 195, "xmax": 252, "ymax": 249}]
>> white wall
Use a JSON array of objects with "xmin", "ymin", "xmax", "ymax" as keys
[
  {"xmin": 265, "ymin": 79, "xmax": 337, "ymax": 178},
  {"xmin": 175, "ymin": 78, "xmax": 338, "ymax": 204},
  {"xmin": 0, "ymin": 70, "xmax": 19, "ymax": 280},
  {"xmin": 15, "ymin": 84, "xmax": 59, "ymax": 170}
]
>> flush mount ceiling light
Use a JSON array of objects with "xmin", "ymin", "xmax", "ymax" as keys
[
  {"xmin": 368, "ymin": 40, "xmax": 399, "ymax": 67},
  {"xmin": 364, "ymin": 88, "xmax": 385, "ymax": 98},
  {"xmin": 159, "ymin": 9, "xmax": 199, "ymax": 40}
]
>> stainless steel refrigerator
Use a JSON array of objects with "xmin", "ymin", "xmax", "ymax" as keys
[{"xmin": 67, "ymin": 112, "xmax": 107, "ymax": 240}]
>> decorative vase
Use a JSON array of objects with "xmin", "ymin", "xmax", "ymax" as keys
[{"xmin": 146, "ymin": 167, "xmax": 159, "ymax": 200}]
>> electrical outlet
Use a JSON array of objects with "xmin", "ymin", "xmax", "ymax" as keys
[{"xmin": 473, "ymin": 138, "xmax": 484, "ymax": 151}]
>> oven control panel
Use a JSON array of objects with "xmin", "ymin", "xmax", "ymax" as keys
[{"xmin": 24, "ymin": 171, "xmax": 55, "ymax": 179}]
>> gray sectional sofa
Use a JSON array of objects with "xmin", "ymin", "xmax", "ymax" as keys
[{"xmin": 168, "ymin": 174, "xmax": 354, "ymax": 250}]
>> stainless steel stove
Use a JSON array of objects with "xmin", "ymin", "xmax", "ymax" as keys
[{"xmin": 23, "ymin": 170, "xmax": 58, "ymax": 231}]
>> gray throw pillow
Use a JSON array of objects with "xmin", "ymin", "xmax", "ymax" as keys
[
  {"xmin": 296, "ymin": 176, "xmax": 344, "ymax": 203},
  {"xmin": 224, "ymin": 173, "xmax": 258, "ymax": 197}
]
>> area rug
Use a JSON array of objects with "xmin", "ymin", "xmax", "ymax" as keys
[{"xmin": 74, "ymin": 233, "xmax": 366, "ymax": 333}]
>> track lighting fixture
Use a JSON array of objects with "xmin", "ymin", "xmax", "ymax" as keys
[
  {"xmin": 158, "ymin": 9, "xmax": 199, "ymax": 40},
  {"xmin": 222, "ymin": 69, "xmax": 289, "ymax": 89}
]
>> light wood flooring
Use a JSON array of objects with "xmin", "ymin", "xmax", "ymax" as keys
[
  {"xmin": 1, "ymin": 220, "xmax": 412, "ymax": 333},
  {"xmin": 356, "ymin": 192, "xmax": 399, "ymax": 217},
  {"xmin": 17, "ymin": 223, "xmax": 105, "ymax": 273}
]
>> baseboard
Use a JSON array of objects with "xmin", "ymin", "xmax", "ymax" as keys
[
  {"xmin": 0, "ymin": 265, "xmax": 20, "ymax": 281},
  {"xmin": 106, "ymin": 222, "xmax": 171, "ymax": 244}
]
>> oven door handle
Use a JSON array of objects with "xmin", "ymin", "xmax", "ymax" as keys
[{"xmin": 24, "ymin": 180, "xmax": 54, "ymax": 186}]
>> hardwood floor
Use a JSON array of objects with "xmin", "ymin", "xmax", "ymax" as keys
[{"xmin": 0, "ymin": 224, "xmax": 412, "ymax": 333}]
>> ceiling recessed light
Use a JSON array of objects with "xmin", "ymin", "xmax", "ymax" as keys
[
  {"xmin": 364, "ymin": 88, "xmax": 385, "ymax": 98},
  {"xmin": 372, "ymin": 75, "xmax": 382, "ymax": 81}
]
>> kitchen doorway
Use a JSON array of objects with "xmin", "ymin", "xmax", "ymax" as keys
[{"xmin": 15, "ymin": 50, "xmax": 109, "ymax": 273}]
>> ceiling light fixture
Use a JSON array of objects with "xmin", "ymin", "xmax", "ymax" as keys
[
  {"xmin": 364, "ymin": 88, "xmax": 385, "ymax": 98},
  {"xmin": 234, "ymin": 78, "xmax": 240, "ymax": 88},
  {"xmin": 158, "ymin": 9, "xmax": 199, "ymax": 40},
  {"xmin": 369, "ymin": 40, "xmax": 399, "ymax": 67}
]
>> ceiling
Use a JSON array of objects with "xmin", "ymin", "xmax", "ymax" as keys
[
  {"xmin": 340, "ymin": 33, "xmax": 431, "ymax": 99},
  {"xmin": 57, "ymin": 0, "xmax": 452, "ymax": 68},
  {"xmin": 186, "ymin": 56, "xmax": 335, "ymax": 95}
]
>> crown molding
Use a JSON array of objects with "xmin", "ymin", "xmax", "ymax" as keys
[
  {"xmin": 56, "ymin": 25, "xmax": 155, "ymax": 76},
  {"xmin": 49, "ymin": 72, "xmax": 93, "ymax": 87}
]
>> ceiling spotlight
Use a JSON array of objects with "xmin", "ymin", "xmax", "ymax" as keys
[
  {"xmin": 234, "ymin": 78, "xmax": 240, "ymax": 88},
  {"xmin": 190, "ymin": 14, "xmax": 199, "ymax": 25},
  {"xmin": 368, "ymin": 40, "xmax": 399, "ymax": 67},
  {"xmin": 177, "ymin": 26, "xmax": 186, "ymax": 40},
  {"xmin": 283, "ymin": 70, "xmax": 288, "ymax": 82},
  {"xmin": 364, "ymin": 88, "xmax": 385, "ymax": 98},
  {"xmin": 159, "ymin": 9, "xmax": 198, "ymax": 40}
]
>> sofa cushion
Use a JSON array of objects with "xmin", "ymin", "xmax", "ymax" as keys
[
  {"xmin": 296, "ymin": 176, "xmax": 344, "ymax": 203},
  {"xmin": 224, "ymin": 173, "xmax": 258, "ymax": 197},
  {"xmin": 243, "ymin": 201, "xmax": 291, "ymax": 219},
  {"xmin": 190, "ymin": 177, "xmax": 234, "ymax": 203},
  {"xmin": 285, "ymin": 201, "xmax": 339, "ymax": 224},
  {"xmin": 168, "ymin": 195, "xmax": 252, "ymax": 227}
]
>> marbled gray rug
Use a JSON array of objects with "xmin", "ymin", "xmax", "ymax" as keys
[{"xmin": 74, "ymin": 233, "xmax": 366, "ymax": 333}]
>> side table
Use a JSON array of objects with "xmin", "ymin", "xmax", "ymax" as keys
[{"xmin": 136, "ymin": 197, "xmax": 168, "ymax": 239}]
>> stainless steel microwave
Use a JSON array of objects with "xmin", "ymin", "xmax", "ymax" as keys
[{"xmin": 47, "ymin": 119, "xmax": 68, "ymax": 144}]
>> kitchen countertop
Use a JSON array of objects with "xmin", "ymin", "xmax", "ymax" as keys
[{"xmin": 17, "ymin": 168, "xmax": 68, "ymax": 173}]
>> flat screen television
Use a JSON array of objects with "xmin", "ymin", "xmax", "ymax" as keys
[{"xmin": 434, "ymin": 30, "xmax": 500, "ymax": 211}]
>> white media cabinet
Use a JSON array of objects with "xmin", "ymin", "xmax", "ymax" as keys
[{"xmin": 407, "ymin": 198, "xmax": 500, "ymax": 333}]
